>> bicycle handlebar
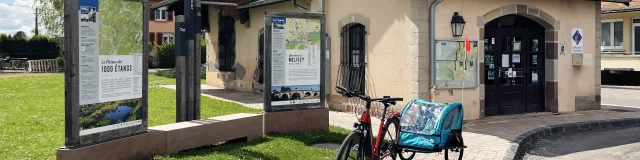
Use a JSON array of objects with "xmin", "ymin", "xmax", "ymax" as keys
[{"xmin": 336, "ymin": 85, "xmax": 403, "ymax": 105}]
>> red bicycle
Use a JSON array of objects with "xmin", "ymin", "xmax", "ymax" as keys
[{"xmin": 335, "ymin": 86, "xmax": 409, "ymax": 160}]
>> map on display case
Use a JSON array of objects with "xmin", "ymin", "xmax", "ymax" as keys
[{"xmin": 435, "ymin": 40, "xmax": 478, "ymax": 88}]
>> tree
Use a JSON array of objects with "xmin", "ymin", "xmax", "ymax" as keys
[
  {"xmin": 13, "ymin": 31, "xmax": 27, "ymax": 41},
  {"xmin": 35, "ymin": 0, "xmax": 64, "ymax": 50}
]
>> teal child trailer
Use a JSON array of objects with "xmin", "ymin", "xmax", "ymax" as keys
[{"xmin": 397, "ymin": 98, "xmax": 466, "ymax": 158}]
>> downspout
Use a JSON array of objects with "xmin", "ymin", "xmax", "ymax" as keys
[
  {"xmin": 429, "ymin": 0, "xmax": 443, "ymax": 102},
  {"xmin": 292, "ymin": 0, "xmax": 308, "ymax": 12},
  {"xmin": 318, "ymin": 0, "xmax": 324, "ymax": 13}
]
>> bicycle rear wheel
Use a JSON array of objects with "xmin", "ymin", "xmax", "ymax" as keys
[
  {"xmin": 337, "ymin": 132, "xmax": 365, "ymax": 160},
  {"xmin": 444, "ymin": 133, "xmax": 464, "ymax": 160}
]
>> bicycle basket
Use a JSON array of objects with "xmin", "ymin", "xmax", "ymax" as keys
[{"xmin": 398, "ymin": 98, "xmax": 464, "ymax": 149}]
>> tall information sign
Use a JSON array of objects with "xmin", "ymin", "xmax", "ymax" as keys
[
  {"xmin": 64, "ymin": 0, "xmax": 148, "ymax": 147},
  {"xmin": 264, "ymin": 12, "xmax": 326, "ymax": 112}
]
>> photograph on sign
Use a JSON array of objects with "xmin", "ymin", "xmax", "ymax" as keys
[
  {"xmin": 265, "ymin": 12, "xmax": 325, "ymax": 111},
  {"xmin": 512, "ymin": 54, "xmax": 521, "ymax": 63},
  {"xmin": 571, "ymin": 28, "xmax": 583, "ymax": 53},
  {"xmin": 76, "ymin": 0, "xmax": 145, "ymax": 137}
]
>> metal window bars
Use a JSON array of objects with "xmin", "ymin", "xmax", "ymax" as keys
[{"xmin": 337, "ymin": 23, "xmax": 366, "ymax": 94}]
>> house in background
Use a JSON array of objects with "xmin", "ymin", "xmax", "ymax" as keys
[
  {"xmin": 152, "ymin": 0, "xmax": 627, "ymax": 120},
  {"xmin": 149, "ymin": 0, "xmax": 175, "ymax": 45},
  {"xmin": 601, "ymin": 1, "xmax": 640, "ymax": 70}
]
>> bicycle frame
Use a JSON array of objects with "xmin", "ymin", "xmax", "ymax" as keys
[{"xmin": 353, "ymin": 100, "xmax": 396, "ymax": 160}]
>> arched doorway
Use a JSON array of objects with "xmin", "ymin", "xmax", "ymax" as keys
[{"xmin": 484, "ymin": 15, "xmax": 545, "ymax": 116}]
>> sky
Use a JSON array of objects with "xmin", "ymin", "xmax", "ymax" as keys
[{"xmin": 0, "ymin": 0, "xmax": 36, "ymax": 37}]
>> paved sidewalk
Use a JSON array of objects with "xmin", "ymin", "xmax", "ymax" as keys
[{"xmin": 159, "ymin": 85, "xmax": 640, "ymax": 160}]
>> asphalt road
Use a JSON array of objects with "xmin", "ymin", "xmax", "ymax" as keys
[
  {"xmin": 522, "ymin": 127, "xmax": 640, "ymax": 160},
  {"xmin": 602, "ymin": 87, "xmax": 640, "ymax": 108}
]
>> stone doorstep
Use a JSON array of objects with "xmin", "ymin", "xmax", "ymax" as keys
[
  {"xmin": 57, "ymin": 113, "xmax": 264, "ymax": 160},
  {"xmin": 508, "ymin": 118, "xmax": 640, "ymax": 160}
]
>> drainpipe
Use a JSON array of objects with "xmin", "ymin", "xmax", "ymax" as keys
[
  {"xmin": 292, "ymin": 0, "xmax": 308, "ymax": 12},
  {"xmin": 429, "ymin": 0, "xmax": 443, "ymax": 102},
  {"xmin": 318, "ymin": 0, "xmax": 324, "ymax": 13}
]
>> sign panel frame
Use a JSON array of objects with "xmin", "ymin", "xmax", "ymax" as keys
[
  {"xmin": 263, "ymin": 11, "xmax": 326, "ymax": 112},
  {"xmin": 64, "ymin": 0, "xmax": 149, "ymax": 148}
]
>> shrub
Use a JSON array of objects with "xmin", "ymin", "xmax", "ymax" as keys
[{"xmin": 156, "ymin": 43, "xmax": 175, "ymax": 68}]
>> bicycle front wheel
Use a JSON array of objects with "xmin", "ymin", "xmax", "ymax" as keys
[{"xmin": 337, "ymin": 132, "xmax": 365, "ymax": 160}]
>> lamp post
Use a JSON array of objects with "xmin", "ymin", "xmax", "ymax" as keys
[{"xmin": 451, "ymin": 12, "xmax": 466, "ymax": 37}]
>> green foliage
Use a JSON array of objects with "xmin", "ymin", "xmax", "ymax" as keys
[
  {"xmin": 0, "ymin": 35, "xmax": 60, "ymax": 59},
  {"xmin": 157, "ymin": 43, "xmax": 176, "ymax": 68},
  {"xmin": 79, "ymin": 99, "xmax": 142, "ymax": 130},
  {"xmin": 13, "ymin": 31, "xmax": 27, "ymax": 41},
  {"xmin": 155, "ymin": 66, "xmax": 206, "ymax": 80},
  {"xmin": 35, "ymin": 0, "xmax": 65, "ymax": 51}
]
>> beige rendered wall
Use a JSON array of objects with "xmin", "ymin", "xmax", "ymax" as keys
[
  {"xmin": 602, "ymin": 55, "xmax": 640, "ymax": 70},
  {"xmin": 325, "ymin": 0, "xmax": 413, "ymax": 111},
  {"xmin": 205, "ymin": 2, "xmax": 313, "ymax": 91},
  {"xmin": 433, "ymin": 0, "xmax": 598, "ymax": 115},
  {"xmin": 205, "ymin": 0, "xmax": 414, "ymax": 112}
]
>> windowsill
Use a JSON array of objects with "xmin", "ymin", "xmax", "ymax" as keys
[{"xmin": 155, "ymin": 19, "xmax": 167, "ymax": 22}]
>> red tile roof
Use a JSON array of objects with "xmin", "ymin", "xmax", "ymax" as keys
[{"xmin": 602, "ymin": 0, "xmax": 640, "ymax": 13}]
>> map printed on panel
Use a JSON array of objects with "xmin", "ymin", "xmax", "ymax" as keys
[
  {"xmin": 78, "ymin": 0, "xmax": 143, "ymax": 136},
  {"xmin": 271, "ymin": 17, "xmax": 322, "ymax": 106},
  {"xmin": 435, "ymin": 41, "xmax": 478, "ymax": 88}
]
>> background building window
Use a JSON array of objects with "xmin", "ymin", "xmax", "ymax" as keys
[
  {"xmin": 155, "ymin": 7, "xmax": 167, "ymax": 21},
  {"xmin": 163, "ymin": 33, "xmax": 174, "ymax": 44},
  {"xmin": 602, "ymin": 20, "xmax": 623, "ymax": 50},
  {"xmin": 254, "ymin": 29, "xmax": 265, "ymax": 84},
  {"xmin": 338, "ymin": 23, "xmax": 366, "ymax": 94},
  {"xmin": 217, "ymin": 15, "xmax": 236, "ymax": 72}
]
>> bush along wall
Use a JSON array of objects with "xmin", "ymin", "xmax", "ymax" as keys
[{"xmin": 148, "ymin": 42, "xmax": 206, "ymax": 68}]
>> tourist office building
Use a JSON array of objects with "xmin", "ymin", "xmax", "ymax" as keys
[{"xmin": 151, "ymin": 0, "xmax": 618, "ymax": 120}]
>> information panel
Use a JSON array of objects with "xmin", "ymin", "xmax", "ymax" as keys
[
  {"xmin": 264, "ymin": 12, "xmax": 326, "ymax": 112},
  {"xmin": 65, "ymin": 0, "xmax": 148, "ymax": 147},
  {"xmin": 435, "ymin": 40, "xmax": 478, "ymax": 88}
]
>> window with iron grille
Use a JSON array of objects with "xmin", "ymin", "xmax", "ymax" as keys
[
  {"xmin": 338, "ymin": 23, "xmax": 366, "ymax": 94},
  {"xmin": 217, "ymin": 15, "xmax": 235, "ymax": 72}
]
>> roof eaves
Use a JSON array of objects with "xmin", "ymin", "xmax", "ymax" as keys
[
  {"xmin": 150, "ymin": 0, "xmax": 179, "ymax": 9},
  {"xmin": 236, "ymin": 0, "xmax": 287, "ymax": 10}
]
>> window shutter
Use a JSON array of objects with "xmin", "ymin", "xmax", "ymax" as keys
[
  {"xmin": 149, "ymin": 32, "xmax": 156, "ymax": 44},
  {"xmin": 150, "ymin": 9, "xmax": 155, "ymax": 21},
  {"xmin": 157, "ymin": 33, "xmax": 163, "ymax": 45},
  {"xmin": 168, "ymin": 11, "xmax": 173, "ymax": 21}
]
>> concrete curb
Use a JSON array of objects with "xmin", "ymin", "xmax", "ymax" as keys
[
  {"xmin": 505, "ymin": 118, "xmax": 640, "ymax": 160},
  {"xmin": 602, "ymin": 85, "xmax": 640, "ymax": 90}
]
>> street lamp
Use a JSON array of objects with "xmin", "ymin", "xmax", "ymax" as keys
[{"xmin": 451, "ymin": 12, "xmax": 466, "ymax": 37}]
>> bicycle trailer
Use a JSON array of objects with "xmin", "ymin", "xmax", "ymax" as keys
[{"xmin": 398, "ymin": 98, "xmax": 464, "ymax": 150}]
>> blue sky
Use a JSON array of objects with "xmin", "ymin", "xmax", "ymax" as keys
[
  {"xmin": 0, "ymin": 0, "xmax": 35, "ymax": 37},
  {"xmin": 0, "ymin": 0, "xmax": 15, "ymax": 5}
]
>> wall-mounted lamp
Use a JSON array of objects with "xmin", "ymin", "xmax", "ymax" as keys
[{"xmin": 451, "ymin": 12, "xmax": 466, "ymax": 37}]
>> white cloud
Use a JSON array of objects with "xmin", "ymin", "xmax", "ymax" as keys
[{"xmin": 0, "ymin": 0, "xmax": 36, "ymax": 37}]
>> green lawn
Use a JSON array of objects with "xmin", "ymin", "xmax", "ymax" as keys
[{"xmin": 0, "ymin": 74, "xmax": 349, "ymax": 159}]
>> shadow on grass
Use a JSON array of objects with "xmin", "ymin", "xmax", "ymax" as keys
[
  {"xmin": 155, "ymin": 126, "xmax": 351, "ymax": 159},
  {"xmin": 156, "ymin": 138, "xmax": 278, "ymax": 160}
]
